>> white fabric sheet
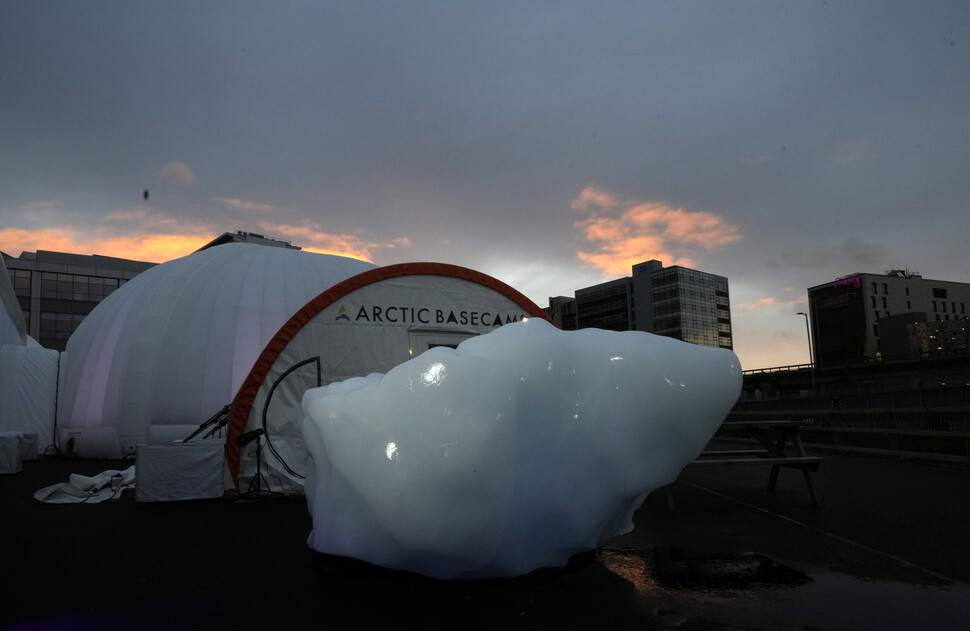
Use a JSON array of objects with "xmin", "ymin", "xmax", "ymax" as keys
[
  {"xmin": 135, "ymin": 441, "xmax": 226, "ymax": 502},
  {"xmin": 0, "ymin": 432, "xmax": 23, "ymax": 474},
  {"xmin": 34, "ymin": 466, "xmax": 136, "ymax": 503}
]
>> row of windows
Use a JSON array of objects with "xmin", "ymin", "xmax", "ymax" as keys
[
  {"xmin": 38, "ymin": 312, "xmax": 86, "ymax": 340},
  {"xmin": 41, "ymin": 273, "xmax": 120, "ymax": 301},
  {"xmin": 9, "ymin": 269, "xmax": 31, "ymax": 293},
  {"xmin": 872, "ymin": 313, "xmax": 969, "ymax": 337},
  {"xmin": 577, "ymin": 299, "xmax": 627, "ymax": 314},
  {"xmin": 869, "ymin": 281, "xmax": 956, "ymax": 302},
  {"xmin": 6, "ymin": 270, "xmax": 123, "ymax": 299},
  {"xmin": 933, "ymin": 301, "xmax": 965, "ymax": 314},
  {"xmin": 653, "ymin": 301, "xmax": 721, "ymax": 317},
  {"xmin": 578, "ymin": 285, "xmax": 628, "ymax": 301},
  {"xmin": 868, "ymin": 295, "xmax": 967, "ymax": 315}
]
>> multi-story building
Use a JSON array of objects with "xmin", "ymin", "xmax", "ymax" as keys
[
  {"xmin": 908, "ymin": 319, "xmax": 970, "ymax": 355},
  {"xmin": 2, "ymin": 250, "xmax": 156, "ymax": 350},
  {"xmin": 562, "ymin": 260, "xmax": 733, "ymax": 350},
  {"xmin": 806, "ymin": 269, "xmax": 970, "ymax": 364},
  {"xmin": 544, "ymin": 295, "xmax": 578, "ymax": 330}
]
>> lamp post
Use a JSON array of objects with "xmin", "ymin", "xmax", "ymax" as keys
[{"xmin": 796, "ymin": 312, "xmax": 816, "ymax": 395}]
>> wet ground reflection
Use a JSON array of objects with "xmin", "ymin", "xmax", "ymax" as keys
[{"xmin": 599, "ymin": 545, "xmax": 970, "ymax": 630}]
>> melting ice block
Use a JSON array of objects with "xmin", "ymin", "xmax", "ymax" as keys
[{"xmin": 301, "ymin": 319, "xmax": 742, "ymax": 579}]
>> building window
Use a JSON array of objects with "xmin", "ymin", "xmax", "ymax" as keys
[
  {"xmin": 933, "ymin": 301, "xmax": 938, "ymax": 312},
  {"xmin": 905, "ymin": 287, "xmax": 910, "ymax": 296},
  {"xmin": 873, "ymin": 323, "xmax": 879, "ymax": 337},
  {"xmin": 942, "ymin": 302, "xmax": 947, "ymax": 313},
  {"xmin": 933, "ymin": 288, "xmax": 947, "ymax": 299},
  {"xmin": 882, "ymin": 283, "xmax": 888, "ymax": 295},
  {"xmin": 870, "ymin": 296, "xmax": 876, "ymax": 308},
  {"xmin": 907, "ymin": 301, "xmax": 911, "ymax": 309},
  {"xmin": 881, "ymin": 297, "xmax": 887, "ymax": 308}
]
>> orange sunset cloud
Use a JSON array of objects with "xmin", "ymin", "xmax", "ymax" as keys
[
  {"xmin": 571, "ymin": 186, "xmax": 741, "ymax": 277},
  {"xmin": 0, "ymin": 228, "xmax": 213, "ymax": 263}
]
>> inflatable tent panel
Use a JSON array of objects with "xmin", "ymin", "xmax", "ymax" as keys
[
  {"xmin": 0, "ymin": 256, "xmax": 27, "ymax": 347},
  {"xmin": 0, "ymin": 345, "xmax": 59, "ymax": 456}
]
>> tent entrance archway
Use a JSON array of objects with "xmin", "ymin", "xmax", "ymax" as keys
[
  {"xmin": 260, "ymin": 355, "xmax": 322, "ymax": 481},
  {"xmin": 408, "ymin": 330, "xmax": 476, "ymax": 358}
]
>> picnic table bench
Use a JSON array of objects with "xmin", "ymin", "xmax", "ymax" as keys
[{"xmin": 673, "ymin": 420, "xmax": 824, "ymax": 507}]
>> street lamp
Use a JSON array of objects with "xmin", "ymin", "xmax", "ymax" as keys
[{"xmin": 796, "ymin": 312, "xmax": 816, "ymax": 395}]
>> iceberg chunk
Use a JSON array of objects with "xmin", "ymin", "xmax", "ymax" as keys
[{"xmin": 302, "ymin": 319, "xmax": 741, "ymax": 579}]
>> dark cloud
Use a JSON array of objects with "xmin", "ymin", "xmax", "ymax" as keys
[
  {"xmin": 770, "ymin": 238, "xmax": 889, "ymax": 270},
  {"xmin": 2, "ymin": 0, "xmax": 969, "ymax": 369}
]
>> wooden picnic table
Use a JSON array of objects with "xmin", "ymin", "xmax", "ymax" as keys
[{"xmin": 688, "ymin": 420, "xmax": 824, "ymax": 506}]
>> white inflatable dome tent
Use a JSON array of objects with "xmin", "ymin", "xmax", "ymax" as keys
[
  {"xmin": 226, "ymin": 262, "xmax": 550, "ymax": 494},
  {"xmin": 57, "ymin": 244, "xmax": 376, "ymax": 457}
]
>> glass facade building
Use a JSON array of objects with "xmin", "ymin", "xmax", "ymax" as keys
[
  {"xmin": 574, "ymin": 278, "xmax": 632, "ymax": 331},
  {"xmin": 651, "ymin": 266, "xmax": 732, "ymax": 349},
  {"xmin": 571, "ymin": 260, "xmax": 733, "ymax": 350}
]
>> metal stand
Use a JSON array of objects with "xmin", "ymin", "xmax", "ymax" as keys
[{"xmin": 236, "ymin": 429, "xmax": 283, "ymax": 500}]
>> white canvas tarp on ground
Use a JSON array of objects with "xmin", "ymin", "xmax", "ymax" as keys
[
  {"xmin": 227, "ymin": 262, "xmax": 549, "ymax": 494},
  {"xmin": 0, "ymin": 345, "xmax": 59, "ymax": 456}
]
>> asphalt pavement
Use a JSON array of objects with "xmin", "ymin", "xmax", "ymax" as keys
[{"xmin": 1, "ymin": 445, "xmax": 968, "ymax": 630}]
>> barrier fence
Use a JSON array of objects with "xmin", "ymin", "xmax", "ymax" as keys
[{"xmin": 726, "ymin": 379, "xmax": 970, "ymax": 464}]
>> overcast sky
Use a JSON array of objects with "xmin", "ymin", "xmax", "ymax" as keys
[{"xmin": 2, "ymin": 1, "xmax": 968, "ymax": 370}]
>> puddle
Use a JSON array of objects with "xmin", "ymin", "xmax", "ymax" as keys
[
  {"xmin": 600, "ymin": 546, "xmax": 970, "ymax": 630},
  {"xmin": 649, "ymin": 547, "xmax": 812, "ymax": 591},
  {"xmin": 601, "ymin": 546, "xmax": 810, "ymax": 593}
]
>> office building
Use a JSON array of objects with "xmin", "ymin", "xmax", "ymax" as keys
[
  {"xmin": 566, "ymin": 260, "xmax": 732, "ymax": 350},
  {"xmin": 545, "ymin": 296, "xmax": 578, "ymax": 330},
  {"xmin": 806, "ymin": 269, "xmax": 970, "ymax": 364}
]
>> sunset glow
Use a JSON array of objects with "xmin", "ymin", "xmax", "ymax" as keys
[{"xmin": 572, "ymin": 186, "xmax": 741, "ymax": 277}]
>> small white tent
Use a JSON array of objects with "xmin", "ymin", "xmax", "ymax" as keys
[
  {"xmin": 57, "ymin": 244, "xmax": 376, "ymax": 457},
  {"xmin": 0, "ymin": 345, "xmax": 59, "ymax": 456},
  {"xmin": 1, "ymin": 256, "xmax": 58, "ymax": 462},
  {"xmin": 226, "ymin": 262, "xmax": 549, "ymax": 493}
]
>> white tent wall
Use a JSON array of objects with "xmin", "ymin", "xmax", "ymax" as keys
[
  {"xmin": 0, "ymin": 256, "xmax": 27, "ymax": 347},
  {"xmin": 231, "ymin": 265, "xmax": 548, "ymax": 494},
  {"xmin": 57, "ymin": 244, "xmax": 375, "ymax": 457},
  {"xmin": 0, "ymin": 345, "xmax": 60, "ymax": 456}
]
